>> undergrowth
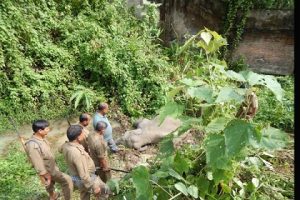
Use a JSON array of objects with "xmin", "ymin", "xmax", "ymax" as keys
[{"xmin": 0, "ymin": 0, "xmax": 170, "ymax": 132}]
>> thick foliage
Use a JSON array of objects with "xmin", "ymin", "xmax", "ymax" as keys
[
  {"xmin": 255, "ymin": 76, "xmax": 294, "ymax": 132},
  {"xmin": 0, "ymin": 0, "xmax": 76, "ymax": 131},
  {"xmin": 113, "ymin": 29, "xmax": 292, "ymax": 200},
  {"xmin": 0, "ymin": 143, "xmax": 47, "ymax": 199},
  {"xmin": 0, "ymin": 0, "xmax": 170, "ymax": 132}
]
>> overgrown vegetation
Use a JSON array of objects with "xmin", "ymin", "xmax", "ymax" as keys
[
  {"xmin": 111, "ymin": 29, "xmax": 294, "ymax": 200},
  {"xmin": 0, "ymin": 1, "xmax": 293, "ymax": 200},
  {"xmin": 0, "ymin": 0, "xmax": 170, "ymax": 132},
  {"xmin": 0, "ymin": 143, "xmax": 47, "ymax": 199},
  {"xmin": 255, "ymin": 76, "xmax": 294, "ymax": 132}
]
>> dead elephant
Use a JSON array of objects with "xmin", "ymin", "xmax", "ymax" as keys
[{"xmin": 116, "ymin": 117, "xmax": 182, "ymax": 151}]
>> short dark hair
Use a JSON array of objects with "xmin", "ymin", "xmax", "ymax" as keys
[
  {"xmin": 98, "ymin": 103, "xmax": 108, "ymax": 111},
  {"xmin": 67, "ymin": 125, "xmax": 83, "ymax": 141},
  {"xmin": 32, "ymin": 120, "xmax": 49, "ymax": 132},
  {"xmin": 79, "ymin": 113, "xmax": 90, "ymax": 123},
  {"xmin": 95, "ymin": 121, "xmax": 107, "ymax": 132}
]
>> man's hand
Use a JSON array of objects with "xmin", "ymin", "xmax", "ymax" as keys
[
  {"xmin": 99, "ymin": 158, "xmax": 109, "ymax": 171},
  {"xmin": 94, "ymin": 187, "xmax": 101, "ymax": 196},
  {"xmin": 102, "ymin": 167, "xmax": 111, "ymax": 172},
  {"xmin": 41, "ymin": 173, "xmax": 51, "ymax": 186}
]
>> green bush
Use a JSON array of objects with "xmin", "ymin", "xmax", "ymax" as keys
[
  {"xmin": 113, "ymin": 28, "xmax": 293, "ymax": 200},
  {"xmin": 255, "ymin": 76, "xmax": 294, "ymax": 132},
  {"xmin": 0, "ymin": 143, "xmax": 47, "ymax": 199},
  {"xmin": 228, "ymin": 56, "xmax": 249, "ymax": 72},
  {"xmin": 0, "ymin": 0, "xmax": 171, "ymax": 132}
]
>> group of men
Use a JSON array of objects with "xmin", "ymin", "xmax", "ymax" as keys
[{"xmin": 24, "ymin": 103, "xmax": 118, "ymax": 200}]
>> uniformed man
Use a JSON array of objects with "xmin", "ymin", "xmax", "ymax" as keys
[
  {"xmin": 25, "ymin": 119, "xmax": 73, "ymax": 200},
  {"xmin": 78, "ymin": 113, "xmax": 91, "ymax": 153},
  {"xmin": 93, "ymin": 103, "xmax": 119, "ymax": 153},
  {"xmin": 60, "ymin": 125, "xmax": 110, "ymax": 200},
  {"xmin": 88, "ymin": 121, "xmax": 112, "ymax": 183}
]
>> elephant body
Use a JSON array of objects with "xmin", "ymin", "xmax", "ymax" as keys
[{"xmin": 116, "ymin": 117, "xmax": 181, "ymax": 151}]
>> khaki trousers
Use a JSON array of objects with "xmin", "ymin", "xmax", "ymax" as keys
[
  {"xmin": 46, "ymin": 170, "xmax": 73, "ymax": 200},
  {"xmin": 79, "ymin": 176, "xmax": 107, "ymax": 200}
]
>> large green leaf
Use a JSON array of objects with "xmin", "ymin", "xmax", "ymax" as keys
[
  {"xmin": 132, "ymin": 166, "xmax": 153, "ymax": 200},
  {"xmin": 85, "ymin": 95, "xmax": 91, "ymax": 110},
  {"xmin": 212, "ymin": 169, "xmax": 235, "ymax": 184},
  {"xmin": 200, "ymin": 31, "xmax": 212, "ymax": 45},
  {"xmin": 195, "ymin": 175, "xmax": 210, "ymax": 198},
  {"xmin": 240, "ymin": 71, "xmax": 283, "ymax": 101},
  {"xmin": 210, "ymin": 61, "xmax": 227, "ymax": 73},
  {"xmin": 169, "ymin": 168, "xmax": 188, "ymax": 183},
  {"xmin": 204, "ymin": 134, "xmax": 231, "ymax": 169},
  {"xmin": 74, "ymin": 91, "xmax": 84, "ymax": 109},
  {"xmin": 225, "ymin": 70, "xmax": 246, "ymax": 82},
  {"xmin": 158, "ymin": 101, "xmax": 184, "ymax": 123},
  {"xmin": 187, "ymin": 86, "xmax": 214, "ymax": 103},
  {"xmin": 205, "ymin": 117, "xmax": 231, "ymax": 134},
  {"xmin": 177, "ymin": 116, "xmax": 202, "ymax": 136},
  {"xmin": 224, "ymin": 119, "xmax": 261, "ymax": 157},
  {"xmin": 174, "ymin": 182, "xmax": 188, "ymax": 196},
  {"xmin": 167, "ymin": 86, "xmax": 184, "ymax": 99},
  {"xmin": 259, "ymin": 126, "xmax": 288, "ymax": 150},
  {"xmin": 151, "ymin": 171, "xmax": 169, "ymax": 182},
  {"xmin": 215, "ymin": 87, "xmax": 244, "ymax": 103},
  {"xmin": 197, "ymin": 29, "xmax": 227, "ymax": 54},
  {"xmin": 180, "ymin": 78, "xmax": 205, "ymax": 87},
  {"xmin": 159, "ymin": 135, "xmax": 175, "ymax": 156},
  {"xmin": 240, "ymin": 70, "xmax": 263, "ymax": 86},
  {"xmin": 187, "ymin": 185, "xmax": 199, "ymax": 198},
  {"xmin": 177, "ymin": 30, "xmax": 202, "ymax": 55},
  {"xmin": 159, "ymin": 155, "xmax": 175, "ymax": 171},
  {"xmin": 261, "ymin": 75, "xmax": 284, "ymax": 102},
  {"xmin": 173, "ymin": 152, "xmax": 190, "ymax": 175}
]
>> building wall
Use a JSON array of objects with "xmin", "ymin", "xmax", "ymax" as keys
[{"xmin": 127, "ymin": 0, "xmax": 294, "ymax": 75}]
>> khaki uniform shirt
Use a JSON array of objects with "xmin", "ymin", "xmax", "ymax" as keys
[
  {"xmin": 87, "ymin": 132, "xmax": 108, "ymax": 168},
  {"xmin": 60, "ymin": 142, "xmax": 96, "ymax": 189},
  {"xmin": 25, "ymin": 135, "xmax": 58, "ymax": 176},
  {"xmin": 78, "ymin": 123, "xmax": 90, "ymax": 153}
]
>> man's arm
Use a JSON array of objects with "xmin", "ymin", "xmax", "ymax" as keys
[
  {"xmin": 96, "ymin": 143, "xmax": 109, "ymax": 170},
  {"xmin": 73, "ymin": 154, "xmax": 102, "ymax": 195},
  {"xmin": 99, "ymin": 157, "xmax": 109, "ymax": 171},
  {"xmin": 72, "ymin": 154, "xmax": 93, "ymax": 189},
  {"xmin": 26, "ymin": 143, "xmax": 50, "ymax": 185}
]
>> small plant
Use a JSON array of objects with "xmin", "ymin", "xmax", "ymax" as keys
[
  {"xmin": 228, "ymin": 56, "xmax": 249, "ymax": 72},
  {"xmin": 70, "ymin": 85, "xmax": 105, "ymax": 112}
]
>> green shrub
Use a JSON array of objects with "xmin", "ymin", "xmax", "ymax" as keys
[
  {"xmin": 0, "ymin": 0, "xmax": 171, "ymax": 132},
  {"xmin": 255, "ymin": 76, "xmax": 294, "ymax": 132},
  {"xmin": 228, "ymin": 56, "xmax": 249, "ymax": 72},
  {"xmin": 0, "ymin": 143, "xmax": 47, "ymax": 199}
]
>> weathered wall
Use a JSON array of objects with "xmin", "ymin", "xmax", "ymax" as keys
[
  {"xmin": 233, "ymin": 10, "xmax": 294, "ymax": 75},
  {"xmin": 128, "ymin": 0, "xmax": 294, "ymax": 75},
  {"xmin": 154, "ymin": 0, "xmax": 226, "ymax": 42}
]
